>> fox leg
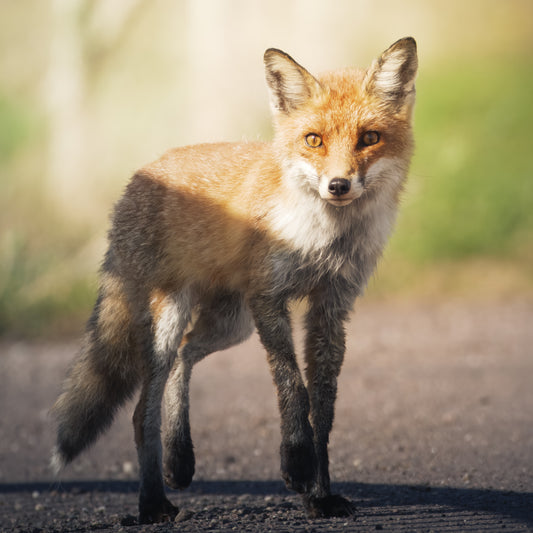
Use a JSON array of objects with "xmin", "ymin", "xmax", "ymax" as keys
[
  {"xmin": 163, "ymin": 291, "xmax": 254, "ymax": 489},
  {"xmin": 250, "ymin": 295, "xmax": 316, "ymax": 494},
  {"xmin": 133, "ymin": 290, "xmax": 192, "ymax": 524},
  {"xmin": 302, "ymin": 288, "xmax": 356, "ymax": 517}
]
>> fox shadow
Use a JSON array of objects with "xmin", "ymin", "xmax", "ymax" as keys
[{"xmin": 2, "ymin": 479, "xmax": 531, "ymax": 528}]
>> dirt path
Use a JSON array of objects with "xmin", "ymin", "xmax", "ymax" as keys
[{"xmin": 1, "ymin": 299, "xmax": 532, "ymax": 532}]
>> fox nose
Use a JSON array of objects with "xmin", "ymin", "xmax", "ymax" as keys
[{"xmin": 328, "ymin": 178, "xmax": 351, "ymax": 196}]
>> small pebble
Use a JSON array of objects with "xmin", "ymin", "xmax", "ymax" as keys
[
  {"xmin": 120, "ymin": 514, "xmax": 137, "ymax": 527},
  {"xmin": 175, "ymin": 508, "xmax": 194, "ymax": 523},
  {"xmin": 122, "ymin": 461, "xmax": 134, "ymax": 475}
]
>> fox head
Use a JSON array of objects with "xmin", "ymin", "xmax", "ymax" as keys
[{"xmin": 264, "ymin": 38, "xmax": 418, "ymax": 207}]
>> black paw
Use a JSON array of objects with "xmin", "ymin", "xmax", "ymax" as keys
[
  {"xmin": 139, "ymin": 496, "xmax": 179, "ymax": 524},
  {"xmin": 164, "ymin": 440, "xmax": 195, "ymax": 490},
  {"xmin": 303, "ymin": 494, "xmax": 356, "ymax": 518},
  {"xmin": 280, "ymin": 441, "xmax": 317, "ymax": 494}
]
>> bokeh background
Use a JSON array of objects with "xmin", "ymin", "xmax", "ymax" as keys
[{"xmin": 1, "ymin": 0, "xmax": 532, "ymax": 338}]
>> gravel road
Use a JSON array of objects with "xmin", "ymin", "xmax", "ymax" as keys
[{"xmin": 1, "ymin": 299, "xmax": 532, "ymax": 532}]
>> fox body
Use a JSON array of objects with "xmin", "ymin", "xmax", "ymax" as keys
[{"xmin": 53, "ymin": 38, "xmax": 417, "ymax": 523}]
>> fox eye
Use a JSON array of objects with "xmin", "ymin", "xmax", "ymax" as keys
[
  {"xmin": 361, "ymin": 131, "xmax": 380, "ymax": 146},
  {"xmin": 305, "ymin": 133, "xmax": 323, "ymax": 148}
]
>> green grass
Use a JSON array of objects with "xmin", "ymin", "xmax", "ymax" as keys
[{"xmin": 389, "ymin": 55, "xmax": 533, "ymax": 264}]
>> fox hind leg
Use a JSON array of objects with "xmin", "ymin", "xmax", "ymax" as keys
[
  {"xmin": 134, "ymin": 289, "xmax": 192, "ymax": 524},
  {"xmin": 163, "ymin": 291, "xmax": 254, "ymax": 490}
]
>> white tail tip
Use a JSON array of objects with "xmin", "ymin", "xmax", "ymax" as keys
[{"xmin": 50, "ymin": 446, "xmax": 67, "ymax": 475}]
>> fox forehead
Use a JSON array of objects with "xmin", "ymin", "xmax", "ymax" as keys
[
  {"xmin": 317, "ymin": 68, "xmax": 369, "ymax": 117},
  {"xmin": 279, "ymin": 69, "xmax": 396, "ymax": 143}
]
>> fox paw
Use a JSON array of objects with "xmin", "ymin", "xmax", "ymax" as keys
[
  {"xmin": 164, "ymin": 441, "xmax": 195, "ymax": 490},
  {"xmin": 280, "ymin": 441, "xmax": 317, "ymax": 494},
  {"xmin": 139, "ymin": 496, "xmax": 179, "ymax": 524},
  {"xmin": 303, "ymin": 494, "xmax": 356, "ymax": 518}
]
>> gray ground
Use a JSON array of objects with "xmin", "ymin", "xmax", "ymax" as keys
[{"xmin": 1, "ymin": 299, "xmax": 532, "ymax": 532}]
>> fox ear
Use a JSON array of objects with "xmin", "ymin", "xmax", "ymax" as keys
[
  {"xmin": 264, "ymin": 49, "xmax": 322, "ymax": 114},
  {"xmin": 365, "ymin": 37, "xmax": 418, "ymax": 107}
]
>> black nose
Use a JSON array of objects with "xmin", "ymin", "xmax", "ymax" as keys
[{"xmin": 328, "ymin": 178, "xmax": 351, "ymax": 196}]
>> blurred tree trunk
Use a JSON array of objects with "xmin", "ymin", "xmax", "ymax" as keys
[
  {"xmin": 43, "ymin": 0, "xmax": 86, "ymax": 217},
  {"xmin": 43, "ymin": 0, "xmax": 143, "ymax": 219}
]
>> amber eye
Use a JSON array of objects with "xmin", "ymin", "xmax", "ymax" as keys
[
  {"xmin": 305, "ymin": 133, "xmax": 323, "ymax": 148},
  {"xmin": 361, "ymin": 131, "xmax": 380, "ymax": 146}
]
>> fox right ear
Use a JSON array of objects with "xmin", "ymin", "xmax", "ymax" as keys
[
  {"xmin": 264, "ymin": 49, "xmax": 322, "ymax": 114},
  {"xmin": 365, "ymin": 37, "xmax": 418, "ymax": 108}
]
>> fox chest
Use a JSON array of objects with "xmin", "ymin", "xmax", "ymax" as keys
[
  {"xmin": 258, "ymin": 213, "xmax": 392, "ymax": 300},
  {"xmin": 261, "ymin": 242, "xmax": 362, "ymax": 301}
]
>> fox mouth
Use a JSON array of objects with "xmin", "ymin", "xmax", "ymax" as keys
[
  {"xmin": 323, "ymin": 186, "xmax": 364, "ymax": 207},
  {"xmin": 326, "ymin": 198, "xmax": 355, "ymax": 207}
]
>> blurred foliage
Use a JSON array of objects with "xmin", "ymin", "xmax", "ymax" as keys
[
  {"xmin": 0, "ymin": 94, "xmax": 96, "ymax": 338},
  {"xmin": 0, "ymin": 190, "xmax": 97, "ymax": 338},
  {"xmin": 0, "ymin": 95, "xmax": 31, "ymax": 161},
  {"xmin": 0, "ymin": 234, "xmax": 96, "ymax": 338},
  {"xmin": 370, "ymin": 53, "xmax": 533, "ymax": 299},
  {"xmin": 394, "ymin": 55, "xmax": 533, "ymax": 263}
]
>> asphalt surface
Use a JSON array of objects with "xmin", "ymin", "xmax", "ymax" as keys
[{"xmin": 1, "ymin": 299, "xmax": 532, "ymax": 532}]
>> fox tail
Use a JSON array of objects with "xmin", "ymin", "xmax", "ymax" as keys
[{"xmin": 51, "ymin": 269, "xmax": 140, "ymax": 471}]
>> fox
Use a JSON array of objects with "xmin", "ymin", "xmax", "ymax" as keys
[{"xmin": 52, "ymin": 37, "xmax": 418, "ymax": 524}]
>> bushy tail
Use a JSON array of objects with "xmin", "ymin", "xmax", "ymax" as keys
[{"xmin": 51, "ymin": 272, "xmax": 141, "ymax": 471}]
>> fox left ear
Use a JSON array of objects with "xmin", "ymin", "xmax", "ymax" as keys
[
  {"xmin": 264, "ymin": 48, "xmax": 322, "ymax": 114},
  {"xmin": 365, "ymin": 37, "xmax": 418, "ymax": 107}
]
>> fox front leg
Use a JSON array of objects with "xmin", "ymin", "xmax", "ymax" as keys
[
  {"xmin": 302, "ymin": 288, "xmax": 357, "ymax": 518},
  {"xmin": 250, "ymin": 295, "xmax": 317, "ymax": 494}
]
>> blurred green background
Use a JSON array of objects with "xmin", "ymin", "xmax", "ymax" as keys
[{"xmin": 1, "ymin": 0, "xmax": 532, "ymax": 338}]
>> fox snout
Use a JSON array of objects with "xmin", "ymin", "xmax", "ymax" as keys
[
  {"xmin": 328, "ymin": 178, "xmax": 351, "ymax": 197},
  {"xmin": 320, "ymin": 175, "xmax": 364, "ymax": 206}
]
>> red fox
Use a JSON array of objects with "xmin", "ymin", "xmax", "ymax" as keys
[{"xmin": 52, "ymin": 37, "xmax": 417, "ymax": 523}]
